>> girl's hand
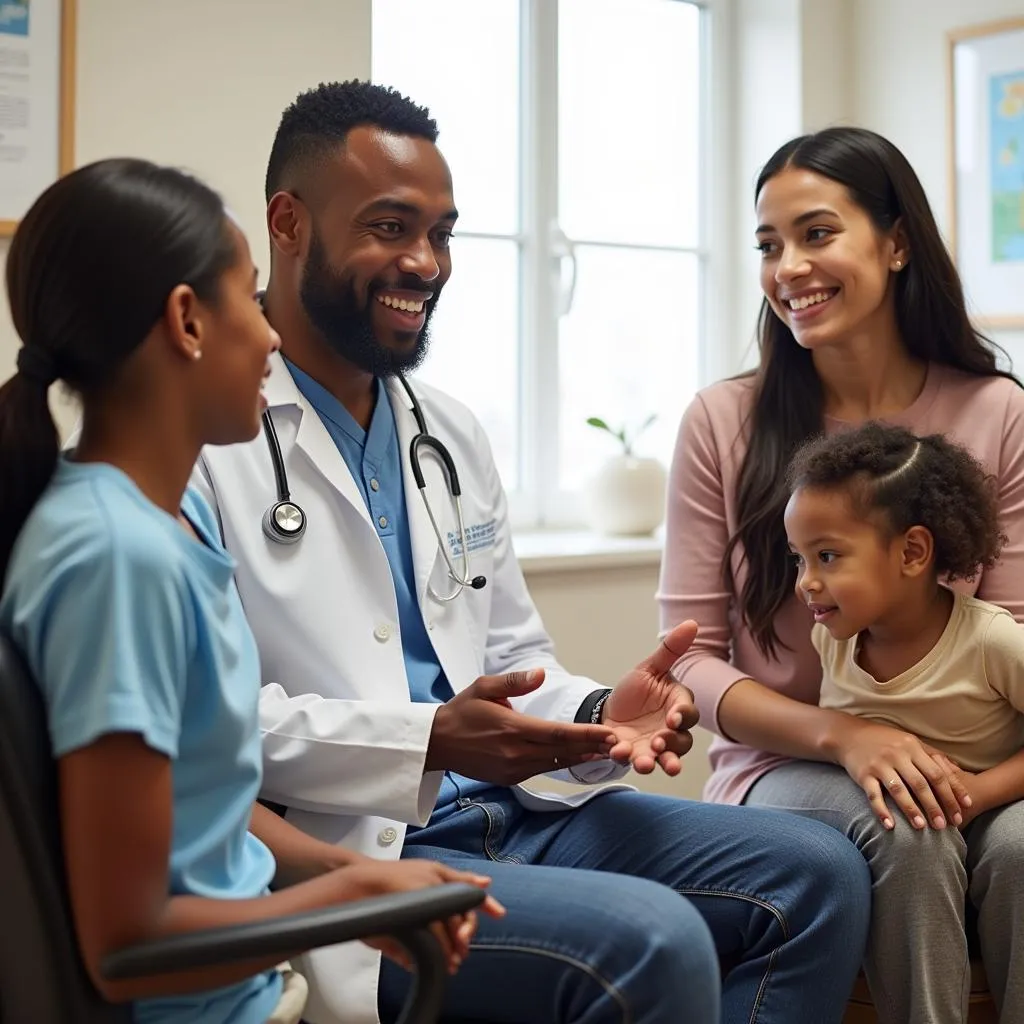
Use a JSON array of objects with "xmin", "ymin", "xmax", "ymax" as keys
[
  {"xmin": 835, "ymin": 721, "xmax": 972, "ymax": 830},
  {"xmin": 928, "ymin": 751, "xmax": 985, "ymax": 829},
  {"xmin": 345, "ymin": 860, "xmax": 505, "ymax": 974}
]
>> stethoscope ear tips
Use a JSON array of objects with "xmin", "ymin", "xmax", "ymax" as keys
[{"xmin": 262, "ymin": 500, "xmax": 307, "ymax": 545}]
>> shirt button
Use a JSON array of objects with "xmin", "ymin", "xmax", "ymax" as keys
[
  {"xmin": 427, "ymin": 620, "xmax": 435, "ymax": 631},
  {"xmin": 378, "ymin": 827, "xmax": 398, "ymax": 847},
  {"xmin": 370, "ymin": 478, "xmax": 380, "ymax": 492},
  {"xmin": 378, "ymin": 515, "xmax": 388, "ymax": 528},
  {"xmin": 373, "ymin": 624, "xmax": 391, "ymax": 642}
]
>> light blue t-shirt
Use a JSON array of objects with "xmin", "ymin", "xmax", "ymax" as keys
[
  {"xmin": 0, "ymin": 460, "xmax": 281, "ymax": 1024},
  {"xmin": 288, "ymin": 363, "xmax": 493, "ymax": 819}
]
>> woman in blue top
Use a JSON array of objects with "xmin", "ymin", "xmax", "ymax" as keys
[{"xmin": 0, "ymin": 158, "xmax": 502, "ymax": 1024}]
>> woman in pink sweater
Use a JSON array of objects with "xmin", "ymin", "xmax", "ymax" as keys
[{"xmin": 659, "ymin": 126, "xmax": 1024, "ymax": 1024}]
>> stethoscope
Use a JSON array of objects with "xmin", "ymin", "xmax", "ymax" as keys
[{"xmin": 260, "ymin": 372, "xmax": 487, "ymax": 603}]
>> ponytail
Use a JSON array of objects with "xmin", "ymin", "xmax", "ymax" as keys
[{"xmin": 0, "ymin": 371, "xmax": 59, "ymax": 583}]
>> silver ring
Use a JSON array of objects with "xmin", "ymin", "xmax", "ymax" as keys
[{"xmin": 887, "ymin": 778, "xmax": 899, "ymax": 789}]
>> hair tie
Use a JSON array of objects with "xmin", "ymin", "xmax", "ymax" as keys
[{"xmin": 16, "ymin": 346, "xmax": 58, "ymax": 387}]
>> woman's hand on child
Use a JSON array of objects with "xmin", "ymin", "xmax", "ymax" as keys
[
  {"xmin": 341, "ymin": 859, "xmax": 505, "ymax": 974},
  {"xmin": 836, "ymin": 721, "xmax": 972, "ymax": 831}
]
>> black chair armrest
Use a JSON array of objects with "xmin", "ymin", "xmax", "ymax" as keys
[{"xmin": 101, "ymin": 882, "xmax": 484, "ymax": 978}]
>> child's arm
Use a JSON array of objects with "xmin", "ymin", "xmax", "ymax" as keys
[
  {"xmin": 61, "ymin": 733, "xmax": 501, "ymax": 1003},
  {"xmin": 955, "ymin": 613, "xmax": 1024, "ymax": 820},
  {"xmin": 929, "ymin": 746, "xmax": 1024, "ymax": 826},
  {"xmin": 248, "ymin": 800, "xmax": 366, "ymax": 886},
  {"xmin": 960, "ymin": 751, "xmax": 1024, "ymax": 821}
]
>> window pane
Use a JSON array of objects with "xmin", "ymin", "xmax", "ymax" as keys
[
  {"xmin": 372, "ymin": 0, "xmax": 520, "ymax": 236},
  {"xmin": 558, "ymin": 246, "xmax": 700, "ymax": 492},
  {"xmin": 558, "ymin": 0, "xmax": 701, "ymax": 248},
  {"xmin": 410, "ymin": 237, "xmax": 520, "ymax": 490}
]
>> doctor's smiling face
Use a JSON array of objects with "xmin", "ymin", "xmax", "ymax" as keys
[{"xmin": 295, "ymin": 125, "xmax": 456, "ymax": 378}]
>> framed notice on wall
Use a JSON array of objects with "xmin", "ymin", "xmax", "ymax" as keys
[
  {"xmin": 948, "ymin": 17, "xmax": 1024, "ymax": 329},
  {"xmin": 0, "ymin": 0, "xmax": 75, "ymax": 237}
]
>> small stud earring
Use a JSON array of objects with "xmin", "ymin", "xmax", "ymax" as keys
[
  {"xmin": 894, "ymin": 259, "xmax": 903, "ymax": 270},
  {"xmin": 192, "ymin": 349, "xmax": 203, "ymax": 361}
]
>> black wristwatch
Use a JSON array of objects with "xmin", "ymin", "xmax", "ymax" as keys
[{"xmin": 575, "ymin": 688, "xmax": 613, "ymax": 725}]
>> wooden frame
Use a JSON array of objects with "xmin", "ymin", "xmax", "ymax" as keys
[
  {"xmin": 0, "ymin": 0, "xmax": 76, "ymax": 237},
  {"xmin": 947, "ymin": 16, "xmax": 1024, "ymax": 330}
]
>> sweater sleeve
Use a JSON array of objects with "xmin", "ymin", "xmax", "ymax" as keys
[
  {"xmin": 657, "ymin": 392, "xmax": 755, "ymax": 734},
  {"xmin": 975, "ymin": 385, "xmax": 1024, "ymax": 624}
]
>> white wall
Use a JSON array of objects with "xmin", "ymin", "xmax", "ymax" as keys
[
  {"xmin": 851, "ymin": 0, "xmax": 1024, "ymax": 366},
  {"xmin": 729, "ymin": 0, "xmax": 804, "ymax": 368},
  {"xmin": 0, "ymin": 0, "xmax": 373, "ymax": 434}
]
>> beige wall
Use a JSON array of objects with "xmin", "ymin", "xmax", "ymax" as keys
[
  {"xmin": 0, "ymin": 0, "xmax": 373, "ymax": 432},
  {"xmin": 850, "ymin": 0, "xmax": 1024, "ymax": 364}
]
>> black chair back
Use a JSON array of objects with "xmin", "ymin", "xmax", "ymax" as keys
[{"xmin": 0, "ymin": 634, "xmax": 128, "ymax": 1022}]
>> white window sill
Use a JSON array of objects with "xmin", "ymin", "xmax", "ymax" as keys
[{"xmin": 513, "ymin": 529, "xmax": 664, "ymax": 574}]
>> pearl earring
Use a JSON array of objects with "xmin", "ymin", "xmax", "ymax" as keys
[
  {"xmin": 894, "ymin": 259, "xmax": 903, "ymax": 270},
  {"xmin": 193, "ymin": 349, "xmax": 203, "ymax": 361}
]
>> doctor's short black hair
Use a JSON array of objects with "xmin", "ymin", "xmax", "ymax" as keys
[{"xmin": 264, "ymin": 80, "xmax": 439, "ymax": 202}]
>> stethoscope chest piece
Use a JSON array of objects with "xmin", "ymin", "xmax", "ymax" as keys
[
  {"xmin": 258, "ymin": 373, "xmax": 486, "ymax": 598},
  {"xmin": 262, "ymin": 499, "xmax": 307, "ymax": 544}
]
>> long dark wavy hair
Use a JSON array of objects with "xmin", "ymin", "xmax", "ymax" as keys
[{"xmin": 724, "ymin": 126, "xmax": 1020, "ymax": 659}]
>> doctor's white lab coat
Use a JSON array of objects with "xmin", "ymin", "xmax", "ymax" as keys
[{"xmin": 191, "ymin": 352, "xmax": 629, "ymax": 1023}]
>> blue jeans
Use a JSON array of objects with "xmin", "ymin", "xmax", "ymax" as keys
[{"xmin": 378, "ymin": 787, "xmax": 871, "ymax": 1024}]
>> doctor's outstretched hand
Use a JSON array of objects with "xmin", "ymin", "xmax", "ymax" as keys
[
  {"xmin": 426, "ymin": 671, "xmax": 619, "ymax": 786},
  {"xmin": 600, "ymin": 620, "xmax": 701, "ymax": 776}
]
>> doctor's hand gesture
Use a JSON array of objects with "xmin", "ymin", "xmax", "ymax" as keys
[
  {"xmin": 426, "ymin": 670, "xmax": 619, "ymax": 786},
  {"xmin": 600, "ymin": 620, "xmax": 701, "ymax": 776}
]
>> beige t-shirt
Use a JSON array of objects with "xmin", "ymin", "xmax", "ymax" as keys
[{"xmin": 816, "ymin": 593, "xmax": 1024, "ymax": 772}]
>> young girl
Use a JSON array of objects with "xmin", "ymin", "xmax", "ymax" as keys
[
  {"xmin": 785, "ymin": 420, "xmax": 1024, "ymax": 1008},
  {"xmin": 0, "ymin": 158, "xmax": 501, "ymax": 1024}
]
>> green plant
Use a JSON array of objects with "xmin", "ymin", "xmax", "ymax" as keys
[{"xmin": 585, "ymin": 414, "xmax": 657, "ymax": 456}]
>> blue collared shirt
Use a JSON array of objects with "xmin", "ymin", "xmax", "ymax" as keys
[{"xmin": 288, "ymin": 362, "xmax": 489, "ymax": 819}]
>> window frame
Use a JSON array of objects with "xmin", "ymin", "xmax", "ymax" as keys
[{"xmin": 374, "ymin": 0, "xmax": 727, "ymax": 530}]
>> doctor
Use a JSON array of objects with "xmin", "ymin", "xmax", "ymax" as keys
[{"xmin": 193, "ymin": 81, "xmax": 871, "ymax": 1024}]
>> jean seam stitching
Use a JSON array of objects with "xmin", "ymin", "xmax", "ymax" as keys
[
  {"xmin": 467, "ymin": 942, "xmax": 632, "ymax": 1024},
  {"xmin": 747, "ymin": 946, "xmax": 779, "ymax": 1024},
  {"xmin": 475, "ymin": 801, "xmax": 521, "ymax": 864},
  {"xmin": 675, "ymin": 887, "xmax": 789, "ymax": 1024}
]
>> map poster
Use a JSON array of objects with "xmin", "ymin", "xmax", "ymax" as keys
[{"xmin": 949, "ymin": 18, "xmax": 1024, "ymax": 328}]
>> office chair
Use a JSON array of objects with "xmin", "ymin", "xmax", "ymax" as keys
[{"xmin": 0, "ymin": 633, "xmax": 482, "ymax": 1024}]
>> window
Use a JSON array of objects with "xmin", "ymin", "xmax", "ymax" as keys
[{"xmin": 372, "ymin": 0, "xmax": 711, "ymax": 527}]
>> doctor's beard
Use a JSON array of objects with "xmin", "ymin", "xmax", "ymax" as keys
[{"xmin": 299, "ymin": 230, "xmax": 440, "ymax": 378}]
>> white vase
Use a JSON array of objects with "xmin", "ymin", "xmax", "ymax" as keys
[{"xmin": 585, "ymin": 454, "xmax": 667, "ymax": 536}]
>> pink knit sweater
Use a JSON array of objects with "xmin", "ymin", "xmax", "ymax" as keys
[{"xmin": 657, "ymin": 363, "xmax": 1024, "ymax": 804}]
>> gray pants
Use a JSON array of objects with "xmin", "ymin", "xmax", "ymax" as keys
[{"xmin": 746, "ymin": 761, "xmax": 1024, "ymax": 1024}]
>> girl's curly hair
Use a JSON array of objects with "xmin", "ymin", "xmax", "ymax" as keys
[{"xmin": 788, "ymin": 422, "xmax": 1006, "ymax": 581}]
